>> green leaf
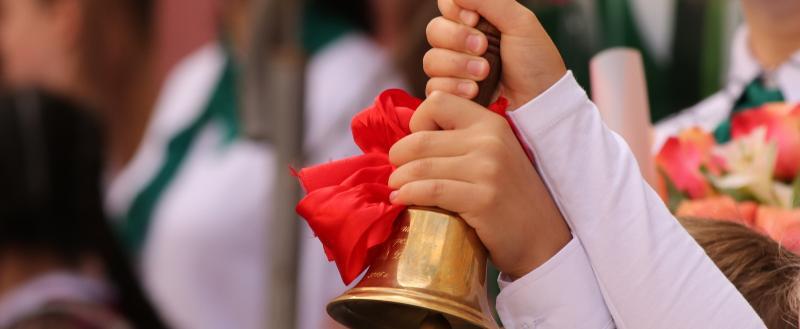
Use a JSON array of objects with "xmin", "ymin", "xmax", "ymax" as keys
[{"xmin": 718, "ymin": 187, "xmax": 756, "ymax": 203}]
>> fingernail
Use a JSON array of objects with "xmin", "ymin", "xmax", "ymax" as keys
[
  {"xmin": 389, "ymin": 191, "xmax": 399, "ymax": 202},
  {"xmin": 467, "ymin": 59, "xmax": 486, "ymax": 77},
  {"xmin": 457, "ymin": 82, "xmax": 475, "ymax": 96},
  {"xmin": 466, "ymin": 34, "xmax": 483, "ymax": 54},
  {"xmin": 459, "ymin": 10, "xmax": 478, "ymax": 26}
]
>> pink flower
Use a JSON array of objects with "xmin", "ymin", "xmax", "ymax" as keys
[
  {"xmin": 656, "ymin": 128, "xmax": 720, "ymax": 199},
  {"xmin": 754, "ymin": 206, "xmax": 800, "ymax": 253},
  {"xmin": 731, "ymin": 103, "xmax": 800, "ymax": 181}
]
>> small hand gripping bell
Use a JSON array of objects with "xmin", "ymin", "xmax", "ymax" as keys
[{"xmin": 326, "ymin": 19, "xmax": 503, "ymax": 329}]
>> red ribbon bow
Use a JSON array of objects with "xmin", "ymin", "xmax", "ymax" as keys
[{"xmin": 296, "ymin": 89, "xmax": 509, "ymax": 284}]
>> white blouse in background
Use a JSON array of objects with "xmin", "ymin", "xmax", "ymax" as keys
[{"xmin": 106, "ymin": 43, "xmax": 273, "ymax": 329}]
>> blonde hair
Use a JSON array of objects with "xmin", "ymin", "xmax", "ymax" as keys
[{"xmin": 680, "ymin": 218, "xmax": 800, "ymax": 328}]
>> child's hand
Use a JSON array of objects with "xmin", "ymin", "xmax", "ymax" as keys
[
  {"xmin": 423, "ymin": 0, "xmax": 567, "ymax": 109},
  {"xmin": 388, "ymin": 92, "xmax": 570, "ymax": 279}
]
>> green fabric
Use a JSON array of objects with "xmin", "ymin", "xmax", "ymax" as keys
[
  {"xmin": 121, "ymin": 56, "xmax": 241, "ymax": 252},
  {"xmin": 529, "ymin": 3, "xmax": 595, "ymax": 103},
  {"xmin": 600, "ymin": 0, "xmax": 632, "ymax": 47},
  {"xmin": 533, "ymin": 0, "xmax": 732, "ymax": 121},
  {"xmin": 597, "ymin": 0, "xmax": 675, "ymax": 121},
  {"xmin": 700, "ymin": 0, "xmax": 726, "ymax": 98},
  {"xmin": 302, "ymin": 2, "xmax": 356, "ymax": 55},
  {"xmin": 713, "ymin": 78, "xmax": 785, "ymax": 143}
]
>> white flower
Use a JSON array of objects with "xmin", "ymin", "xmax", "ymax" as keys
[
  {"xmin": 773, "ymin": 182, "xmax": 794, "ymax": 209},
  {"xmin": 712, "ymin": 128, "xmax": 785, "ymax": 207}
]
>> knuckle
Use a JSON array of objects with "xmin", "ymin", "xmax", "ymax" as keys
[
  {"xmin": 388, "ymin": 140, "xmax": 408, "ymax": 165},
  {"xmin": 429, "ymin": 181, "xmax": 446, "ymax": 201},
  {"xmin": 479, "ymin": 159, "xmax": 502, "ymax": 180},
  {"xmin": 458, "ymin": 26, "xmax": 472, "ymax": 43},
  {"xmin": 410, "ymin": 132, "xmax": 433, "ymax": 155},
  {"xmin": 387, "ymin": 171, "xmax": 402, "ymax": 189},
  {"xmin": 476, "ymin": 135, "xmax": 505, "ymax": 152},
  {"xmin": 425, "ymin": 79, "xmax": 447, "ymax": 96},
  {"xmin": 425, "ymin": 80, "xmax": 435, "ymax": 96},
  {"xmin": 521, "ymin": 11, "xmax": 539, "ymax": 27},
  {"xmin": 474, "ymin": 187, "xmax": 498, "ymax": 211},
  {"xmin": 478, "ymin": 136, "xmax": 510, "ymax": 160},
  {"xmin": 427, "ymin": 91, "xmax": 447, "ymax": 107},
  {"xmin": 410, "ymin": 159, "xmax": 434, "ymax": 179},
  {"xmin": 484, "ymin": 115, "xmax": 509, "ymax": 131},
  {"xmin": 508, "ymin": 10, "xmax": 539, "ymax": 33}
]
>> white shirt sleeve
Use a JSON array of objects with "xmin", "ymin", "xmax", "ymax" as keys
[
  {"xmin": 496, "ymin": 238, "xmax": 614, "ymax": 329},
  {"xmin": 496, "ymin": 72, "xmax": 765, "ymax": 328}
]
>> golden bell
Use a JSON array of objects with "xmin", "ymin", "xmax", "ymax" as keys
[{"xmin": 327, "ymin": 207, "xmax": 498, "ymax": 329}]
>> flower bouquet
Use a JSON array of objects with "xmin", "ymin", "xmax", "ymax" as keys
[{"xmin": 657, "ymin": 103, "xmax": 800, "ymax": 252}]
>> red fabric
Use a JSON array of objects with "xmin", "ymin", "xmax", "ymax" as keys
[{"xmin": 296, "ymin": 89, "xmax": 509, "ymax": 284}]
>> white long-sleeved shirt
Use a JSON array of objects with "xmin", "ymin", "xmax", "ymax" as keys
[{"xmin": 494, "ymin": 72, "xmax": 765, "ymax": 329}]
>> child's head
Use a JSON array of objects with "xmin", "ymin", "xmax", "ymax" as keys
[
  {"xmin": 681, "ymin": 217, "xmax": 800, "ymax": 328},
  {"xmin": 0, "ymin": 89, "xmax": 104, "ymax": 260},
  {"xmin": 0, "ymin": 89, "xmax": 165, "ymax": 329}
]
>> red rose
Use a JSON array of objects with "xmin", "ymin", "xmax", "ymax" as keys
[
  {"xmin": 754, "ymin": 206, "xmax": 800, "ymax": 253},
  {"xmin": 656, "ymin": 128, "xmax": 720, "ymax": 199},
  {"xmin": 731, "ymin": 103, "xmax": 800, "ymax": 181}
]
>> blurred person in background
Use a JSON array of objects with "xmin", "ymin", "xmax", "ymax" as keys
[
  {"xmin": 0, "ymin": 90, "xmax": 166, "ymax": 329},
  {"xmin": 0, "ymin": 0, "xmax": 271, "ymax": 328},
  {"xmin": 655, "ymin": 0, "xmax": 800, "ymax": 148},
  {"xmin": 517, "ymin": 0, "xmax": 738, "ymax": 121},
  {"xmin": 109, "ymin": 0, "xmax": 272, "ymax": 328},
  {"xmin": 0, "ymin": 0, "xmax": 158, "ymax": 174},
  {"xmin": 298, "ymin": 0, "xmax": 438, "ymax": 327}
]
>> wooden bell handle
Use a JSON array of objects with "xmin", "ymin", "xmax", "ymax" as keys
[{"xmin": 473, "ymin": 19, "xmax": 502, "ymax": 107}]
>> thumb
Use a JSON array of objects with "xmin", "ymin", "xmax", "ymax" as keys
[{"xmin": 451, "ymin": 0, "xmax": 542, "ymax": 36}]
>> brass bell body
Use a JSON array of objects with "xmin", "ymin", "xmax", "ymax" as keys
[{"xmin": 328, "ymin": 207, "xmax": 498, "ymax": 329}]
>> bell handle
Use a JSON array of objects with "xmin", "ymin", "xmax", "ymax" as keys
[{"xmin": 473, "ymin": 19, "xmax": 502, "ymax": 107}]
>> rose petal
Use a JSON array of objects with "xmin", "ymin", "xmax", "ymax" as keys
[
  {"xmin": 657, "ymin": 136, "xmax": 713, "ymax": 199},
  {"xmin": 676, "ymin": 196, "xmax": 753, "ymax": 226},
  {"xmin": 732, "ymin": 103, "xmax": 800, "ymax": 181},
  {"xmin": 754, "ymin": 206, "xmax": 800, "ymax": 253}
]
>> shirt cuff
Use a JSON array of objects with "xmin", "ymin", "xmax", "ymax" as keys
[{"xmin": 496, "ymin": 238, "xmax": 613, "ymax": 329}]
